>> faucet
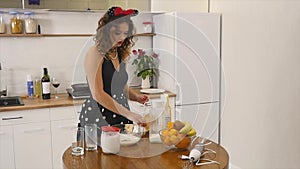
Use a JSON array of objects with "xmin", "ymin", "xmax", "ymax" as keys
[
  {"xmin": 0, "ymin": 89, "xmax": 7, "ymax": 97},
  {"xmin": 0, "ymin": 62, "xmax": 7, "ymax": 97}
]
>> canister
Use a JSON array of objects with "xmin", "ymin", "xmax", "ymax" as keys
[
  {"xmin": 142, "ymin": 21, "xmax": 154, "ymax": 33},
  {"xmin": 24, "ymin": 11, "xmax": 37, "ymax": 34},
  {"xmin": 101, "ymin": 126, "xmax": 120, "ymax": 154},
  {"xmin": 0, "ymin": 11, "xmax": 6, "ymax": 34},
  {"xmin": 9, "ymin": 11, "xmax": 23, "ymax": 34}
]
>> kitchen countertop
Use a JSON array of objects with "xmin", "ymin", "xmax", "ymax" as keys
[
  {"xmin": 62, "ymin": 138, "xmax": 229, "ymax": 169},
  {"xmin": 0, "ymin": 93, "xmax": 84, "ymax": 112},
  {"xmin": 0, "ymin": 89, "xmax": 175, "ymax": 112}
]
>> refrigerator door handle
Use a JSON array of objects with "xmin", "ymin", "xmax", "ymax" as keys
[{"xmin": 175, "ymin": 82, "xmax": 182, "ymax": 105}]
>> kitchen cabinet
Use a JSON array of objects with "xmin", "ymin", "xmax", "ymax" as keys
[
  {"xmin": 153, "ymin": 12, "xmax": 221, "ymax": 143},
  {"xmin": 14, "ymin": 122, "xmax": 52, "ymax": 169},
  {"xmin": 0, "ymin": 104, "xmax": 81, "ymax": 169},
  {"xmin": 0, "ymin": 108, "xmax": 52, "ymax": 169},
  {"xmin": 50, "ymin": 106, "xmax": 80, "ymax": 169},
  {"xmin": 0, "ymin": 125, "xmax": 15, "ymax": 169}
]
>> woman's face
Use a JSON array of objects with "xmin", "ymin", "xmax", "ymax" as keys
[{"xmin": 109, "ymin": 22, "xmax": 129, "ymax": 47}]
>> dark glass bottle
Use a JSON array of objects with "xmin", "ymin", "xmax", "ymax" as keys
[{"xmin": 41, "ymin": 68, "xmax": 50, "ymax": 99}]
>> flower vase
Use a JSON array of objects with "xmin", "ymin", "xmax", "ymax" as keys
[{"xmin": 141, "ymin": 76, "xmax": 150, "ymax": 89}]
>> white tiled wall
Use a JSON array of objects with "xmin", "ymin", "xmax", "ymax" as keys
[{"xmin": 0, "ymin": 10, "xmax": 153, "ymax": 96}]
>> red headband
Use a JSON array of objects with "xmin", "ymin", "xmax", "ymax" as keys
[{"xmin": 107, "ymin": 7, "xmax": 138, "ymax": 17}]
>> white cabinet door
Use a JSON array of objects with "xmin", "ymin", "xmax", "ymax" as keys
[
  {"xmin": 177, "ymin": 102, "xmax": 219, "ymax": 143},
  {"xmin": 14, "ymin": 122, "xmax": 52, "ymax": 169},
  {"xmin": 51, "ymin": 119, "xmax": 78, "ymax": 169},
  {"xmin": 0, "ymin": 125, "xmax": 15, "ymax": 169}
]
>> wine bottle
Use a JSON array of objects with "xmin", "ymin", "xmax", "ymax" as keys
[{"xmin": 41, "ymin": 67, "xmax": 50, "ymax": 99}]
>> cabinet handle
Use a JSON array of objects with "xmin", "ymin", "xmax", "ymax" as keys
[
  {"xmin": 23, "ymin": 128, "xmax": 44, "ymax": 133},
  {"xmin": 2, "ymin": 116, "xmax": 23, "ymax": 120}
]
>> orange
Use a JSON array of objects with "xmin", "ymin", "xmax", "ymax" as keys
[{"xmin": 167, "ymin": 122, "xmax": 174, "ymax": 129}]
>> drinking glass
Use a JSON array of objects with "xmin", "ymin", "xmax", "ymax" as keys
[
  {"xmin": 71, "ymin": 127, "xmax": 85, "ymax": 156},
  {"xmin": 85, "ymin": 124, "xmax": 98, "ymax": 151},
  {"xmin": 52, "ymin": 77, "xmax": 60, "ymax": 99}
]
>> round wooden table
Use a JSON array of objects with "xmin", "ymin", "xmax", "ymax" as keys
[{"xmin": 63, "ymin": 138, "xmax": 229, "ymax": 169}]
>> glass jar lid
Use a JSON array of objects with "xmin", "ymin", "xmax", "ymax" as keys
[
  {"xmin": 24, "ymin": 11, "xmax": 34, "ymax": 15},
  {"xmin": 9, "ymin": 11, "xmax": 19, "ymax": 15}
]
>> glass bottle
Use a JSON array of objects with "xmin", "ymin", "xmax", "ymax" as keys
[
  {"xmin": 41, "ymin": 68, "xmax": 51, "ymax": 100},
  {"xmin": 24, "ymin": 11, "xmax": 37, "ymax": 34},
  {"xmin": 34, "ymin": 78, "xmax": 42, "ymax": 98},
  {"xmin": 9, "ymin": 11, "xmax": 23, "ymax": 34},
  {"xmin": 0, "ymin": 11, "xmax": 6, "ymax": 34}
]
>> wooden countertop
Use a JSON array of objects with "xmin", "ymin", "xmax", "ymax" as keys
[
  {"xmin": 130, "ymin": 88, "xmax": 176, "ymax": 99},
  {"xmin": 0, "ymin": 93, "xmax": 84, "ymax": 112},
  {"xmin": 0, "ymin": 89, "xmax": 175, "ymax": 112},
  {"xmin": 62, "ymin": 138, "xmax": 229, "ymax": 169}
]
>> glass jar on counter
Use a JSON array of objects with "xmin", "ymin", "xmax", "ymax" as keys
[
  {"xmin": 0, "ymin": 11, "xmax": 6, "ymax": 34},
  {"xmin": 9, "ymin": 11, "xmax": 23, "ymax": 34},
  {"xmin": 24, "ymin": 11, "xmax": 37, "ymax": 34},
  {"xmin": 142, "ymin": 22, "xmax": 154, "ymax": 33}
]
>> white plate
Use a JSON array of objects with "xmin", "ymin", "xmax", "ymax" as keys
[{"xmin": 140, "ymin": 88, "xmax": 165, "ymax": 94}]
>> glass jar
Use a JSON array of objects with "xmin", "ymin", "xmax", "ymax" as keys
[
  {"xmin": 9, "ymin": 11, "xmax": 23, "ymax": 34},
  {"xmin": 0, "ymin": 11, "xmax": 6, "ymax": 34},
  {"xmin": 24, "ymin": 11, "xmax": 37, "ymax": 34},
  {"xmin": 142, "ymin": 22, "xmax": 154, "ymax": 33}
]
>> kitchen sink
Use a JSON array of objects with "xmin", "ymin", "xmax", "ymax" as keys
[{"xmin": 0, "ymin": 96, "xmax": 24, "ymax": 107}]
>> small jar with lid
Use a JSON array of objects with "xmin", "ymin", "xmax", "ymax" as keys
[
  {"xmin": 0, "ymin": 11, "xmax": 6, "ymax": 34},
  {"xmin": 142, "ymin": 22, "xmax": 154, "ymax": 33},
  {"xmin": 9, "ymin": 11, "xmax": 23, "ymax": 34},
  {"xmin": 24, "ymin": 11, "xmax": 37, "ymax": 34}
]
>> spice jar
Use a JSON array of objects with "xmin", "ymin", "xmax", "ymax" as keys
[
  {"xmin": 0, "ymin": 11, "xmax": 6, "ymax": 34},
  {"xmin": 24, "ymin": 11, "xmax": 37, "ymax": 34},
  {"xmin": 142, "ymin": 22, "xmax": 154, "ymax": 33},
  {"xmin": 9, "ymin": 11, "xmax": 23, "ymax": 34}
]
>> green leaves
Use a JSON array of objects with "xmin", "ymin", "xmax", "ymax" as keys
[{"xmin": 137, "ymin": 69, "xmax": 156, "ymax": 80}]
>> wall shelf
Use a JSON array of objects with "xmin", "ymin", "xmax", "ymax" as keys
[
  {"xmin": 0, "ymin": 34, "xmax": 93, "ymax": 37},
  {"xmin": 0, "ymin": 33, "xmax": 155, "ymax": 37}
]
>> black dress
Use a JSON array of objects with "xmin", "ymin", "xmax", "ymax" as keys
[{"xmin": 79, "ymin": 51, "xmax": 132, "ymax": 130}]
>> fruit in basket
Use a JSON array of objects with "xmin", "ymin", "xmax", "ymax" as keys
[
  {"xmin": 173, "ymin": 120, "xmax": 185, "ymax": 130},
  {"xmin": 160, "ymin": 120, "xmax": 196, "ymax": 149},
  {"xmin": 187, "ymin": 128, "xmax": 196, "ymax": 137},
  {"xmin": 179, "ymin": 121, "xmax": 192, "ymax": 134}
]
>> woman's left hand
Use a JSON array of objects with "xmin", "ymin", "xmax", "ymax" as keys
[{"xmin": 136, "ymin": 94, "xmax": 149, "ymax": 104}]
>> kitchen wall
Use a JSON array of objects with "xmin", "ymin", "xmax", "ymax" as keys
[
  {"xmin": 0, "ymin": 10, "xmax": 153, "ymax": 96},
  {"xmin": 152, "ymin": 0, "xmax": 300, "ymax": 168}
]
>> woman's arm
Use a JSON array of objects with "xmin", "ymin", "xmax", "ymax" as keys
[
  {"xmin": 85, "ymin": 45, "xmax": 145, "ymax": 124},
  {"xmin": 124, "ymin": 85, "xmax": 149, "ymax": 104}
]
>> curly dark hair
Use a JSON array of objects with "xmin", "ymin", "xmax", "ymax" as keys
[{"xmin": 94, "ymin": 9, "xmax": 137, "ymax": 60}]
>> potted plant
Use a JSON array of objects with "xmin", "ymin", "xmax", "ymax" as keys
[{"xmin": 131, "ymin": 49, "xmax": 159, "ymax": 88}]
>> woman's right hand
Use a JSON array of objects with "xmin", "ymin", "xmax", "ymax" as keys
[{"xmin": 127, "ymin": 112, "xmax": 147, "ymax": 127}]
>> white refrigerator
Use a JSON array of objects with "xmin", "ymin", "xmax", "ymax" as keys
[{"xmin": 153, "ymin": 12, "xmax": 221, "ymax": 143}]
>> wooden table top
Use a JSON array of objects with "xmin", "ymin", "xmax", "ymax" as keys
[{"xmin": 62, "ymin": 138, "xmax": 229, "ymax": 169}]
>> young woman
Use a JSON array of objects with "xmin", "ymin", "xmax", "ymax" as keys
[{"xmin": 79, "ymin": 7, "xmax": 149, "ymax": 130}]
